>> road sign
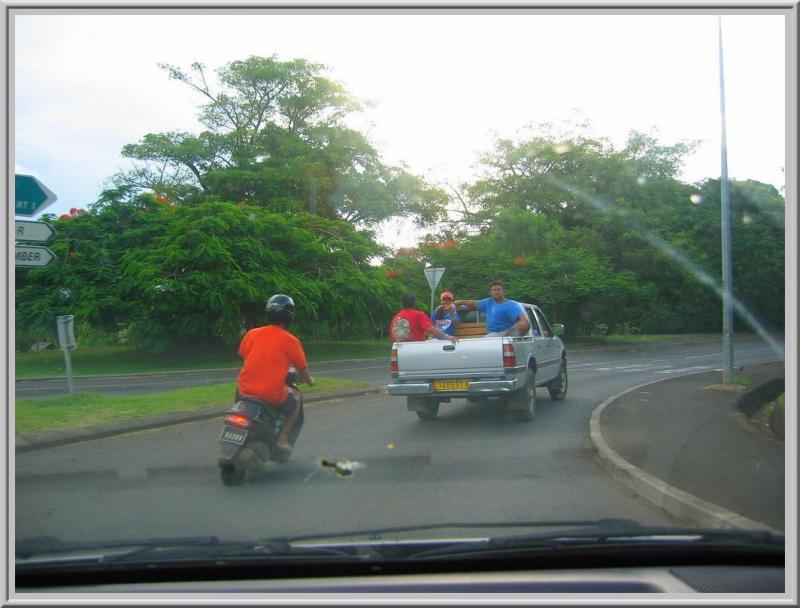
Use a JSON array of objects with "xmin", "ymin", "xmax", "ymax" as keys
[
  {"xmin": 424, "ymin": 267, "xmax": 445, "ymax": 314},
  {"xmin": 15, "ymin": 220, "xmax": 57, "ymax": 243},
  {"xmin": 15, "ymin": 174, "xmax": 57, "ymax": 216},
  {"xmin": 15, "ymin": 246, "xmax": 56, "ymax": 268},
  {"xmin": 424, "ymin": 267, "xmax": 445, "ymax": 290}
]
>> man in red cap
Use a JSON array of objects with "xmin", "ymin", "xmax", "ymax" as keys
[{"xmin": 430, "ymin": 290, "xmax": 461, "ymax": 339}]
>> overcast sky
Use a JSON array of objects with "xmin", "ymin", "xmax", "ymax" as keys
[{"xmin": 13, "ymin": 11, "xmax": 786, "ymax": 248}]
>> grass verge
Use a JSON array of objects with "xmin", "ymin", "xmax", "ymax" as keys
[
  {"xmin": 15, "ymin": 341, "xmax": 392, "ymax": 379},
  {"xmin": 15, "ymin": 376, "xmax": 368, "ymax": 434},
  {"xmin": 733, "ymin": 373, "xmax": 754, "ymax": 388}
]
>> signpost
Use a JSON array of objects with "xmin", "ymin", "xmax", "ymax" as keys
[
  {"xmin": 424, "ymin": 267, "xmax": 445, "ymax": 315},
  {"xmin": 15, "ymin": 220, "xmax": 57, "ymax": 243},
  {"xmin": 15, "ymin": 246, "xmax": 56, "ymax": 268},
  {"xmin": 57, "ymin": 315, "xmax": 77, "ymax": 394},
  {"xmin": 15, "ymin": 174, "xmax": 58, "ymax": 216}
]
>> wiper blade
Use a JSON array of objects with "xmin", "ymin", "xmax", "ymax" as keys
[
  {"xmin": 16, "ymin": 535, "xmax": 352, "ymax": 567},
  {"xmin": 411, "ymin": 525, "xmax": 784, "ymax": 560},
  {"xmin": 16, "ymin": 535, "xmax": 221, "ymax": 560},
  {"xmin": 491, "ymin": 526, "xmax": 784, "ymax": 549},
  {"xmin": 264, "ymin": 518, "xmax": 641, "ymax": 545}
]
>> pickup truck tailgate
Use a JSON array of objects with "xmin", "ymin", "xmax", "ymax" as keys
[{"xmin": 395, "ymin": 338, "xmax": 504, "ymax": 377}]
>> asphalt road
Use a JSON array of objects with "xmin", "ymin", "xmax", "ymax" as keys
[
  {"xmin": 14, "ymin": 358, "xmax": 391, "ymax": 399},
  {"xmin": 15, "ymin": 337, "xmax": 782, "ymax": 545},
  {"xmin": 13, "ymin": 335, "xmax": 778, "ymax": 399}
]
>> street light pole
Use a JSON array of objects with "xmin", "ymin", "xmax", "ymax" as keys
[{"xmin": 718, "ymin": 16, "xmax": 735, "ymax": 384}]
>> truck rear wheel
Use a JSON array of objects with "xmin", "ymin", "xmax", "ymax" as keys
[
  {"xmin": 508, "ymin": 369, "xmax": 536, "ymax": 422},
  {"xmin": 548, "ymin": 360, "xmax": 568, "ymax": 401},
  {"xmin": 408, "ymin": 396, "xmax": 439, "ymax": 420}
]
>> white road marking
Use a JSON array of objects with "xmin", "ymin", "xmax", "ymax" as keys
[{"xmin": 655, "ymin": 366, "xmax": 712, "ymax": 374}]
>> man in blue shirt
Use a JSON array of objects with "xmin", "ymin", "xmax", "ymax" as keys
[{"xmin": 453, "ymin": 281, "xmax": 530, "ymax": 337}]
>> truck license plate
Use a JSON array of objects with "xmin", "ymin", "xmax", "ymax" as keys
[
  {"xmin": 433, "ymin": 379, "xmax": 469, "ymax": 391},
  {"xmin": 219, "ymin": 425, "xmax": 248, "ymax": 446}
]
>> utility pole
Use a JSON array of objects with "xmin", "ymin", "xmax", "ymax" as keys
[{"xmin": 718, "ymin": 16, "xmax": 735, "ymax": 384}]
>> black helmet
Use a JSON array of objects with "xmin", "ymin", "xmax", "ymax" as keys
[{"xmin": 265, "ymin": 294, "xmax": 295, "ymax": 326}]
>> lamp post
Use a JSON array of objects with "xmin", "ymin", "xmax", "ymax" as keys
[{"xmin": 718, "ymin": 15, "xmax": 734, "ymax": 384}]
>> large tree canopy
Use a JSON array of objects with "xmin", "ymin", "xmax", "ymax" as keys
[
  {"xmin": 384, "ymin": 127, "xmax": 783, "ymax": 336},
  {"xmin": 17, "ymin": 190, "xmax": 406, "ymax": 351},
  {"xmin": 115, "ymin": 56, "xmax": 447, "ymax": 227},
  {"xmin": 17, "ymin": 109, "xmax": 783, "ymax": 351}
]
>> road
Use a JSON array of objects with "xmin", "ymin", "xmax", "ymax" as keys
[
  {"xmin": 15, "ymin": 338, "xmax": 782, "ymax": 545},
  {"xmin": 13, "ymin": 335, "xmax": 778, "ymax": 399},
  {"xmin": 14, "ymin": 358, "xmax": 392, "ymax": 399}
]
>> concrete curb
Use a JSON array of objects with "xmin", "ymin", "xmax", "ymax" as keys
[
  {"xmin": 15, "ymin": 386, "xmax": 382, "ymax": 454},
  {"xmin": 589, "ymin": 371, "xmax": 782, "ymax": 534},
  {"xmin": 736, "ymin": 377, "xmax": 785, "ymax": 418}
]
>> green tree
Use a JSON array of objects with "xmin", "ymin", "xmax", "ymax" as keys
[
  {"xmin": 16, "ymin": 192, "xmax": 407, "ymax": 351},
  {"xmin": 116, "ymin": 56, "xmax": 447, "ymax": 227}
]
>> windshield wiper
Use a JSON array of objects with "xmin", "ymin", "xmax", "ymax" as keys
[
  {"xmin": 410, "ymin": 525, "xmax": 784, "ymax": 560},
  {"xmin": 16, "ymin": 535, "xmax": 351, "ymax": 568},
  {"xmin": 18, "ymin": 522, "xmax": 783, "ymax": 569},
  {"xmin": 262, "ymin": 518, "xmax": 642, "ymax": 545}
]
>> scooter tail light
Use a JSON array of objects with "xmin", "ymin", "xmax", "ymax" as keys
[
  {"xmin": 224, "ymin": 414, "xmax": 250, "ymax": 427},
  {"xmin": 390, "ymin": 347, "xmax": 398, "ymax": 374},
  {"xmin": 502, "ymin": 343, "xmax": 517, "ymax": 368}
]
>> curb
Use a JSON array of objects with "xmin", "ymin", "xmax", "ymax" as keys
[
  {"xmin": 736, "ymin": 377, "xmax": 785, "ymax": 418},
  {"xmin": 15, "ymin": 386, "xmax": 382, "ymax": 454},
  {"xmin": 589, "ymin": 371, "xmax": 782, "ymax": 534}
]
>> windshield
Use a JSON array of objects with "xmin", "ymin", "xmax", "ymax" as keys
[{"xmin": 9, "ymin": 4, "xmax": 793, "ymax": 602}]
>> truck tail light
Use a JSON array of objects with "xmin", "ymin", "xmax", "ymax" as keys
[
  {"xmin": 390, "ymin": 347, "xmax": 398, "ymax": 374},
  {"xmin": 503, "ymin": 343, "xmax": 517, "ymax": 368}
]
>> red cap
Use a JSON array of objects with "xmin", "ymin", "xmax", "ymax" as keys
[{"xmin": 440, "ymin": 291, "xmax": 453, "ymax": 300}]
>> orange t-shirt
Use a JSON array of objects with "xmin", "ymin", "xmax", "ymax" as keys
[{"xmin": 237, "ymin": 325, "xmax": 308, "ymax": 405}]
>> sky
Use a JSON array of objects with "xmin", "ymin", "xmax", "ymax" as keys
[{"xmin": 12, "ymin": 11, "xmax": 787, "ymax": 249}]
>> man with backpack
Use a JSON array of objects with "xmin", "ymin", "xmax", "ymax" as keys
[{"xmin": 389, "ymin": 293, "xmax": 458, "ymax": 342}]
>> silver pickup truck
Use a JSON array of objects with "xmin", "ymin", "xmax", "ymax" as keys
[{"xmin": 387, "ymin": 303, "xmax": 567, "ymax": 422}]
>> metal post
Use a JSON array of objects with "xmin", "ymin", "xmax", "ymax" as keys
[
  {"xmin": 56, "ymin": 315, "xmax": 77, "ymax": 394},
  {"xmin": 428, "ymin": 268, "xmax": 438, "ymax": 314},
  {"xmin": 62, "ymin": 347, "xmax": 74, "ymax": 394},
  {"xmin": 718, "ymin": 16, "xmax": 735, "ymax": 384}
]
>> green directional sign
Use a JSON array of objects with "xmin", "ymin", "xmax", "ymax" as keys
[
  {"xmin": 15, "ymin": 220, "xmax": 57, "ymax": 243},
  {"xmin": 15, "ymin": 174, "xmax": 57, "ymax": 216},
  {"xmin": 15, "ymin": 245, "xmax": 56, "ymax": 268}
]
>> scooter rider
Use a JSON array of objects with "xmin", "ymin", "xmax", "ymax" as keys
[{"xmin": 236, "ymin": 294, "xmax": 314, "ymax": 460}]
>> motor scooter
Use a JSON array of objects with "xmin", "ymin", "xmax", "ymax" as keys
[{"xmin": 218, "ymin": 369, "xmax": 305, "ymax": 485}]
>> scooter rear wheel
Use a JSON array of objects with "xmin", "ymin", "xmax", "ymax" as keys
[{"xmin": 220, "ymin": 463, "xmax": 245, "ymax": 486}]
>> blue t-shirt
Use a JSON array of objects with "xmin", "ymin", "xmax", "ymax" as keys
[
  {"xmin": 477, "ymin": 298, "xmax": 524, "ymax": 333},
  {"xmin": 431, "ymin": 308, "xmax": 460, "ymax": 337}
]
